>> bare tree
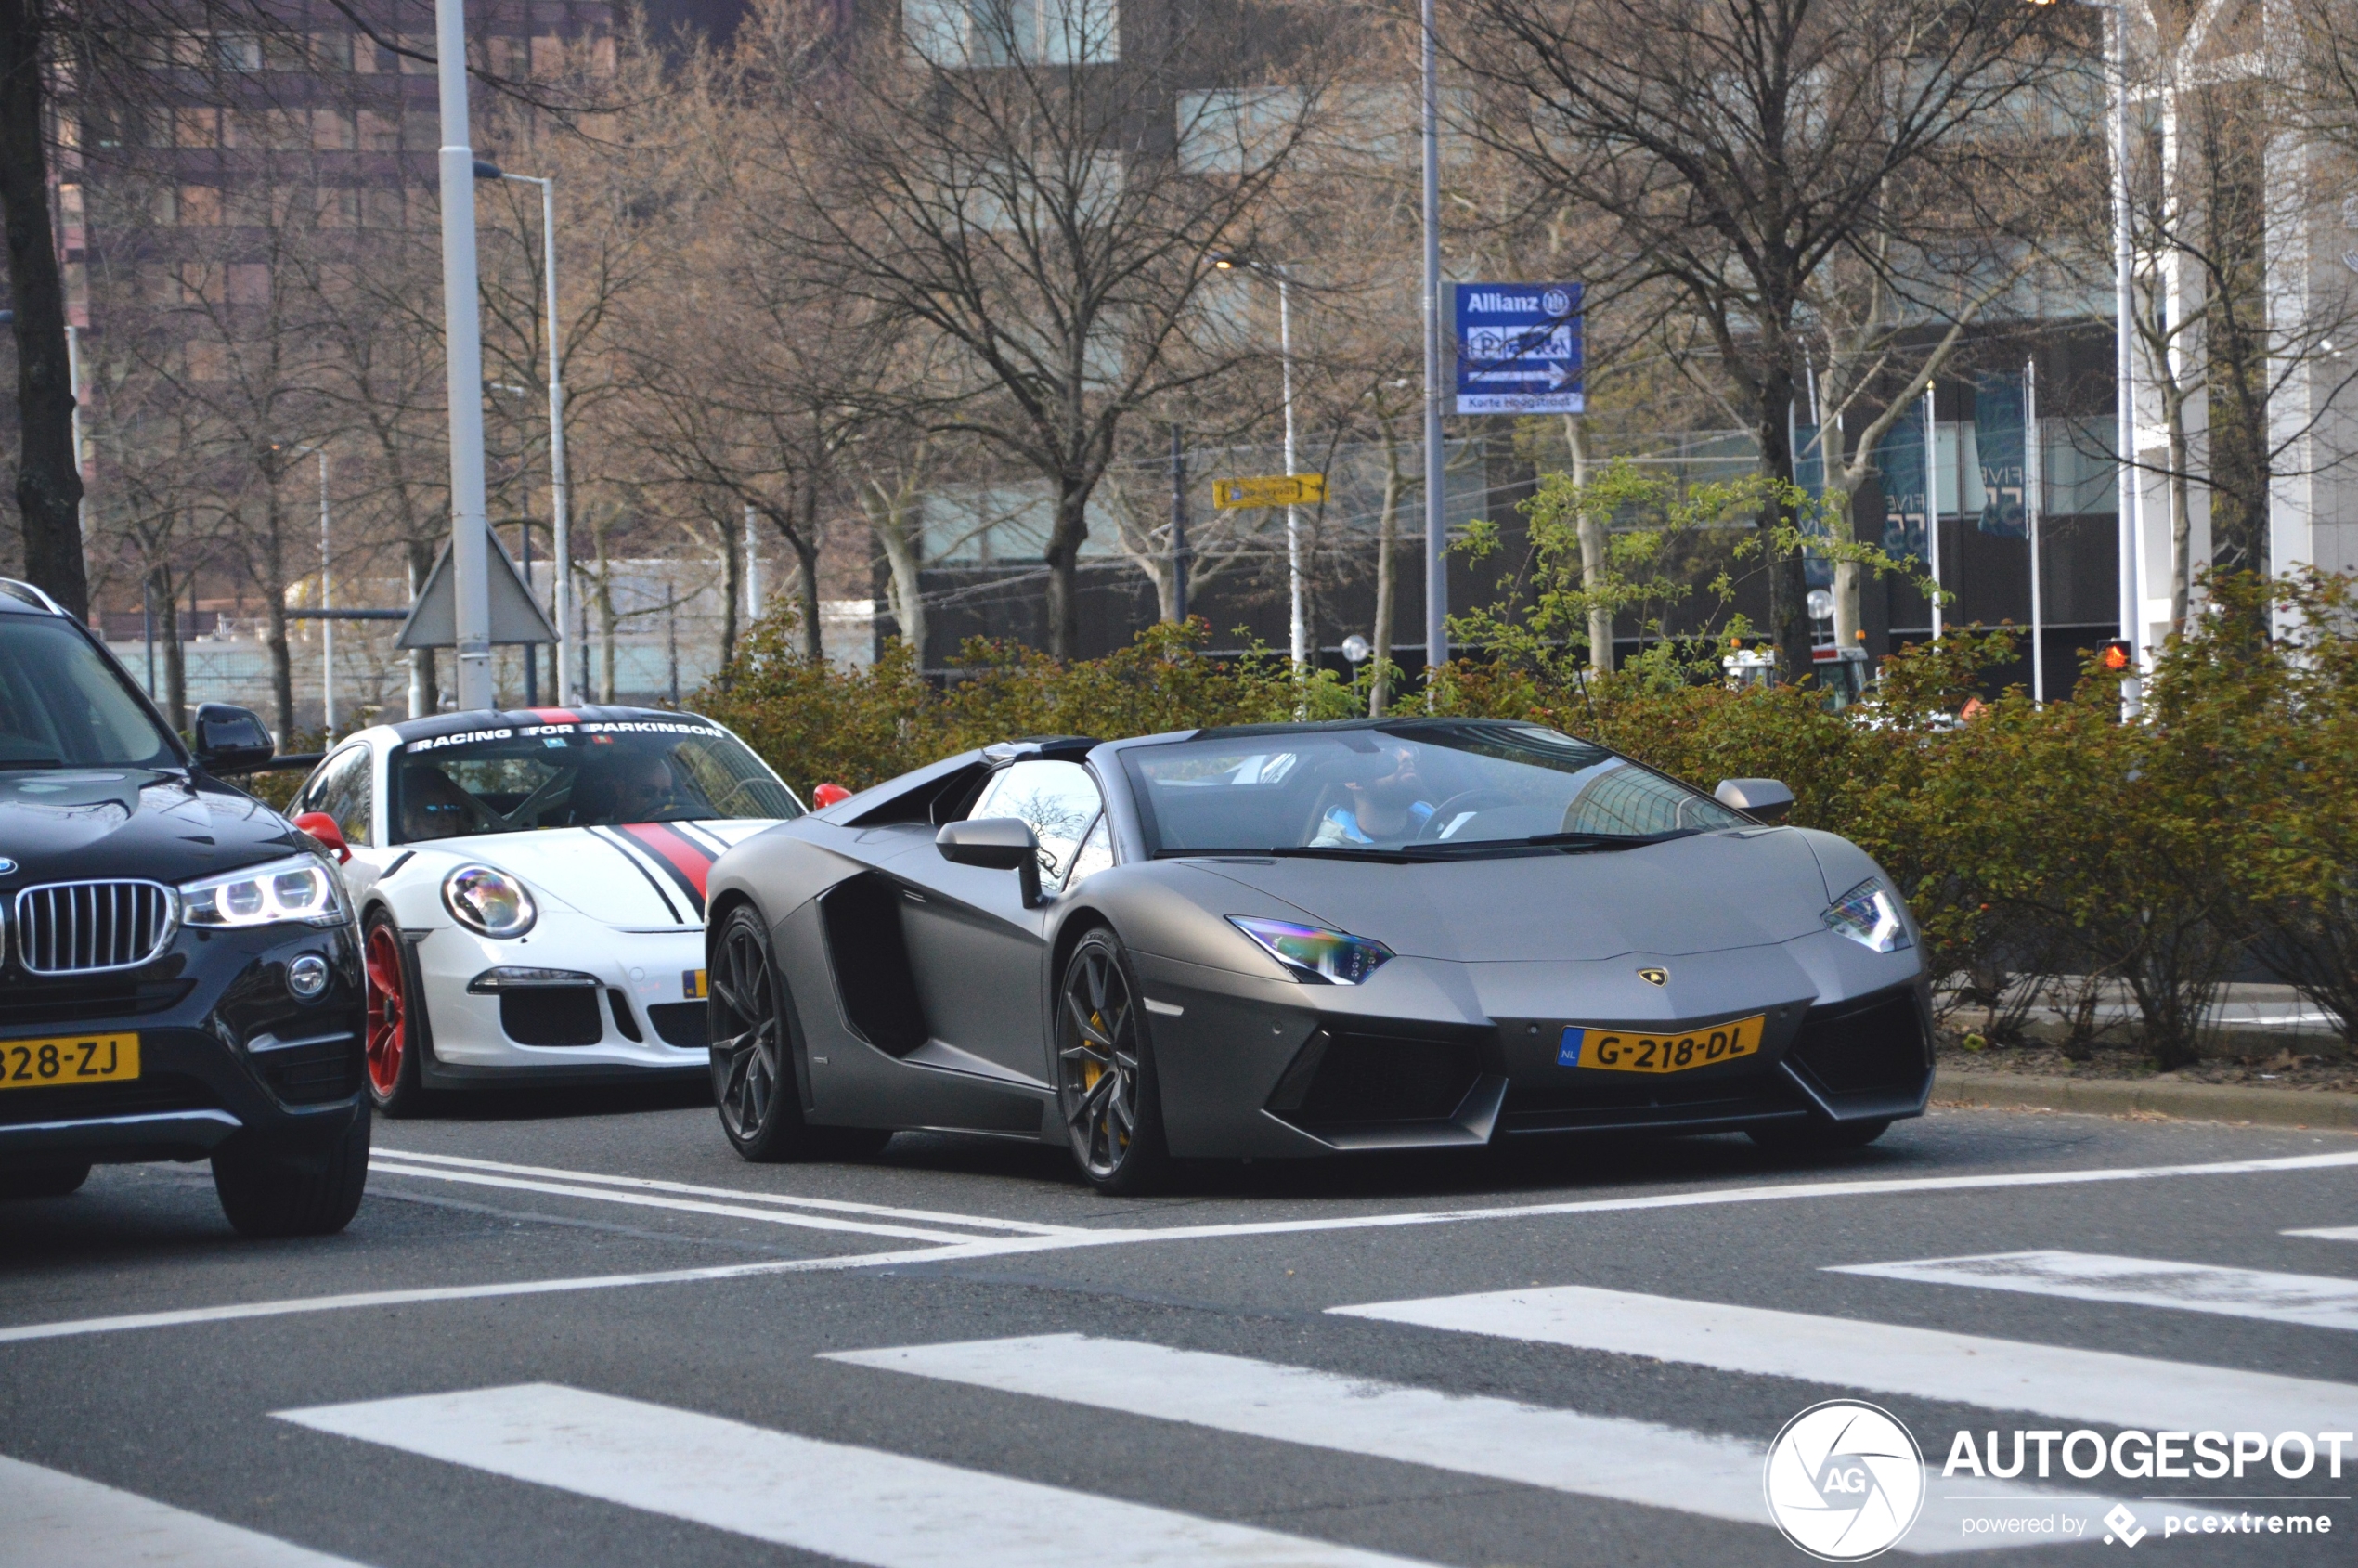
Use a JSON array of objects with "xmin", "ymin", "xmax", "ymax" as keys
[
  {"xmin": 765, "ymin": 0, "xmax": 1324, "ymax": 656},
  {"xmin": 1455, "ymin": 0, "xmax": 2068, "ymax": 680}
]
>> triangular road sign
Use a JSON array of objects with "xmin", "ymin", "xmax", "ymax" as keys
[{"xmin": 396, "ymin": 530, "xmax": 559, "ymax": 649}]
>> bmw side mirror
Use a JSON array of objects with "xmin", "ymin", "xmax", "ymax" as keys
[
  {"xmin": 1715, "ymin": 777, "xmax": 1794, "ymax": 823},
  {"xmin": 937, "ymin": 817, "xmax": 1043, "ymax": 908},
  {"xmin": 191, "ymin": 703, "xmax": 276, "ymax": 774}
]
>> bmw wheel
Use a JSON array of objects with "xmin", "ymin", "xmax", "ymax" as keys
[
  {"xmin": 1056, "ymin": 928, "xmax": 1170, "ymax": 1195},
  {"xmin": 708, "ymin": 905, "xmax": 887, "ymax": 1161},
  {"xmin": 362, "ymin": 910, "xmax": 433, "ymax": 1117}
]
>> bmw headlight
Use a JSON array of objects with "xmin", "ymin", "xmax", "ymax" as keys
[
  {"xmin": 182, "ymin": 853, "xmax": 349, "ymax": 929},
  {"xmin": 1823, "ymin": 878, "xmax": 1911, "ymax": 953},
  {"xmin": 1228, "ymin": 916, "xmax": 1393, "ymax": 985},
  {"xmin": 442, "ymin": 864, "xmax": 537, "ymax": 939}
]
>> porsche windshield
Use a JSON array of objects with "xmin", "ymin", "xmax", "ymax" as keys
[
  {"xmin": 1123, "ymin": 722, "xmax": 1744, "ymax": 855},
  {"xmin": 393, "ymin": 720, "xmax": 800, "ymax": 844}
]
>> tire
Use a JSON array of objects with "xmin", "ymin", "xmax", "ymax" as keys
[
  {"xmin": 1748, "ymin": 1116, "xmax": 1891, "ymax": 1154},
  {"xmin": 1055, "ymin": 928, "xmax": 1171, "ymax": 1196},
  {"xmin": 0, "ymin": 1163, "xmax": 91, "ymax": 1199},
  {"xmin": 213, "ymin": 1108, "xmax": 371, "ymax": 1238},
  {"xmin": 708, "ymin": 904, "xmax": 888, "ymax": 1161},
  {"xmin": 361, "ymin": 909, "xmax": 434, "ymax": 1118}
]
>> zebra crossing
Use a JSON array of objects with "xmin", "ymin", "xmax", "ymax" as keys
[{"xmin": 8, "ymin": 1227, "xmax": 2347, "ymax": 1567}]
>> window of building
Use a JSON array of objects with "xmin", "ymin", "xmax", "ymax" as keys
[
  {"xmin": 176, "ymin": 185, "xmax": 221, "ymax": 226},
  {"xmin": 316, "ymin": 187, "xmax": 358, "ymax": 227},
  {"xmin": 905, "ymin": 0, "xmax": 1118, "ymax": 69},
  {"xmin": 398, "ymin": 33, "xmax": 434, "ymax": 73},
  {"xmin": 313, "ymin": 108, "xmax": 354, "ymax": 150},
  {"xmin": 215, "ymin": 33, "xmax": 263, "ymax": 71},
  {"xmin": 312, "ymin": 31, "xmax": 354, "ymax": 71},
  {"xmin": 362, "ymin": 187, "xmax": 404, "ymax": 229},
  {"xmin": 357, "ymin": 110, "xmax": 398, "ymax": 151},
  {"xmin": 174, "ymin": 107, "xmax": 219, "ymax": 148}
]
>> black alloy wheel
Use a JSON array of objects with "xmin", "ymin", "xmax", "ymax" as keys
[
  {"xmin": 708, "ymin": 905, "xmax": 887, "ymax": 1162},
  {"xmin": 1056, "ymin": 929, "xmax": 1170, "ymax": 1195}
]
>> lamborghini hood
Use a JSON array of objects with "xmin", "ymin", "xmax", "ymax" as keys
[
  {"xmin": 423, "ymin": 820, "xmax": 775, "ymax": 927},
  {"xmin": 1187, "ymin": 828, "xmax": 1835, "ymax": 962}
]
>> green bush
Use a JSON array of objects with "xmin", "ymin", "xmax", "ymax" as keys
[{"xmin": 692, "ymin": 574, "xmax": 2358, "ymax": 1065}]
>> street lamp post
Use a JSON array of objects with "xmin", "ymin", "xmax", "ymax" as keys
[
  {"xmin": 475, "ymin": 160, "xmax": 572, "ymax": 705},
  {"xmin": 435, "ymin": 0, "xmax": 495, "ymax": 712},
  {"xmin": 276, "ymin": 442, "xmax": 332, "ymax": 735},
  {"xmin": 1212, "ymin": 254, "xmax": 1304, "ymax": 668},
  {"xmin": 1421, "ymin": 0, "xmax": 1446, "ymax": 686}
]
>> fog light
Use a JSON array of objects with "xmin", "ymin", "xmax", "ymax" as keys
[{"xmin": 287, "ymin": 953, "xmax": 330, "ymax": 999}]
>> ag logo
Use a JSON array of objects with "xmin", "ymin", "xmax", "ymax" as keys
[
  {"xmin": 1637, "ymin": 965, "xmax": 1667, "ymax": 987},
  {"xmin": 1763, "ymin": 1399, "xmax": 1924, "ymax": 1561},
  {"xmin": 1542, "ymin": 287, "xmax": 1572, "ymax": 317}
]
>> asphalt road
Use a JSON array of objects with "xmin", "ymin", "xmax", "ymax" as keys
[{"xmin": 4, "ymin": 1096, "xmax": 2354, "ymax": 1567}]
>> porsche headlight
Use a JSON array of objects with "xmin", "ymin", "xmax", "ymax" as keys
[
  {"xmin": 1823, "ymin": 878, "xmax": 1911, "ymax": 953},
  {"xmin": 442, "ymin": 864, "xmax": 537, "ymax": 939},
  {"xmin": 181, "ymin": 853, "xmax": 348, "ymax": 929},
  {"xmin": 1228, "ymin": 916, "xmax": 1393, "ymax": 985}
]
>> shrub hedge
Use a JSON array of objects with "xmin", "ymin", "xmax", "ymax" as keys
[{"xmin": 697, "ymin": 570, "xmax": 2358, "ymax": 1066}]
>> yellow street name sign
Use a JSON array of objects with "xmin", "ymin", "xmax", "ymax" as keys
[{"xmin": 1212, "ymin": 473, "xmax": 1327, "ymax": 510}]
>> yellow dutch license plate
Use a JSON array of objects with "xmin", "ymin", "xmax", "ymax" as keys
[
  {"xmin": 0, "ymin": 1032, "xmax": 140, "ymax": 1089},
  {"xmin": 1561, "ymin": 1015, "xmax": 1764, "ymax": 1074}
]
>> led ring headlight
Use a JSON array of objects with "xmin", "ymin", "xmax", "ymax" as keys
[{"xmin": 442, "ymin": 864, "xmax": 537, "ymax": 939}]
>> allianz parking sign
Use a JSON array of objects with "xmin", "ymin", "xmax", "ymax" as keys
[{"xmin": 1455, "ymin": 283, "xmax": 1584, "ymax": 414}]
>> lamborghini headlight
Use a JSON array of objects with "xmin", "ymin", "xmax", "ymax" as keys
[
  {"xmin": 181, "ymin": 853, "xmax": 349, "ymax": 929},
  {"xmin": 1823, "ymin": 878, "xmax": 1911, "ymax": 953},
  {"xmin": 442, "ymin": 864, "xmax": 537, "ymax": 939},
  {"xmin": 1228, "ymin": 916, "xmax": 1393, "ymax": 985}
]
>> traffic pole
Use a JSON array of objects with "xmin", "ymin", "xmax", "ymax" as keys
[{"xmin": 436, "ymin": 0, "xmax": 495, "ymax": 711}]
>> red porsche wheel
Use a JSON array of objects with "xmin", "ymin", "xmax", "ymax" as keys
[{"xmin": 361, "ymin": 911, "xmax": 431, "ymax": 1115}]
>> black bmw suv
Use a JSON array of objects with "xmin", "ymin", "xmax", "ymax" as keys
[{"xmin": 0, "ymin": 579, "xmax": 369, "ymax": 1237}]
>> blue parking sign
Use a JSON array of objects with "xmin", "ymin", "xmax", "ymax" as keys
[{"xmin": 1456, "ymin": 283, "xmax": 1584, "ymax": 414}]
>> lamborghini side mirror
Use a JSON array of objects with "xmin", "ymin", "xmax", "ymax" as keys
[
  {"xmin": 1714, "ymin": 777, "xmax": 1794, "ymax": 823},
  {"xmin": 937, "ymin": 817, "xmax": 1043, "ymax": 907}
]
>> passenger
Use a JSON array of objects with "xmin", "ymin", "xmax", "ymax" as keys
[{"xmin": 1310, "ymin": 745, "xmax": 1437, "ymax": 846}]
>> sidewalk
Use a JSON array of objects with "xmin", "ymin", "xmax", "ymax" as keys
[{"xmin": 1934, "ymin": 1069, "xmax": 2358, "ymax": 1131}]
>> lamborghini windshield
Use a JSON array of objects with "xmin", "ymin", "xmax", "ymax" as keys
[
  {"xmin": 393, "ymin": 719, "xmax": 800, "ymax": 844},
  {"xmin": 1122, "ymin": 721, "xmax": 1743, "ymax": 856}
]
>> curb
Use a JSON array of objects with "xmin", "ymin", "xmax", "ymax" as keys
[{"xmin": 1934, "ymin": 1070, "xmax": 2358, "ymax": 1130}]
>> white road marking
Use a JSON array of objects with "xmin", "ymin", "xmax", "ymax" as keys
[
  {"xmin": 0, "ymin": 1241, "xmax": 1039, "ymax": 1347},
  {"xmin": 367, "ymin": 1160, "xmax": 988, "ymax": 1244},
  {"xmin": 1331, "ymin": 1285, "xmax": 2358, "ymax": 1432},
  {"xmin": 6, "ymin": 1150, "xmax": 2357, "ymax": 1347},
  {"xmin": 371, "ymin": 1149, "xmax": 1081, "ymax": 1235},
  {"xmin": 1829, "ymin": 1251, "xmax": 2358, "ymax": 1332},
  {"xmin": 275, "ymin": 1382, "xmax": 1433, "ymax": 1568},
  {"xmin": 0, "ymin": 1454, "xmax": 370, "ymax": 1568},
  {"xmin": 2288, "ymin": 1225, "xmax": 2358, "ymax": 1243},
  {"xmin": 826, "ymin": 1333, "xmax": 2136, "ymax": 1554}
]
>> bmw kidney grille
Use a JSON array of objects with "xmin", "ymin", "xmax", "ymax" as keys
[{"xmin": 15, "ymin": 880, "xmax": 177, "ymax": 975}]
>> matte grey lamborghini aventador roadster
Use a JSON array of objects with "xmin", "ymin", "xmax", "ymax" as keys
[{"xmin": 702, "ymin": 719, "xmax": 1932, "ymax": 1192}]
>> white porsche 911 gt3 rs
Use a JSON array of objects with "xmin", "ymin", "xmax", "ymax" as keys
[{"xmin": 286, "ymin": 706, "xmax": 803, "ymax": 1114}]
